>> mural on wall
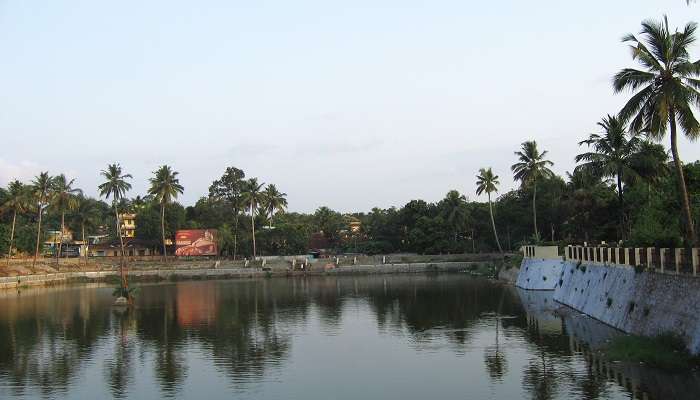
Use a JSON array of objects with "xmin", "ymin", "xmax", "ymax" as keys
[{"xmin": 175, "ymin": 229, "xmax": 218, "ymax": 256}]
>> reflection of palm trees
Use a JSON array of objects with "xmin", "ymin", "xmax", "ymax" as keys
[
  {"xmin": 105, "ymin": 309, "xmax": 135, "ymax": 399},
  {"xmin": 484, "ymin": 317, "xmax": 507, "ymax": 381},
  {"xmin": 522, "ymin": 350, "xmax": 558, "ymax": 400},
  {"xmin": 484, "ymin": 288, "xmax": 508, "ymax": 382}
]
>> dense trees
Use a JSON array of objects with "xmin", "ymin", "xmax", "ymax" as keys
[{"xmin": 1, "ymin": 156, "xmax": 699, "ymax": 260}]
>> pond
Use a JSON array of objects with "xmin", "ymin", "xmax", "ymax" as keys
[{"xmin": 0, "ymin": 274, "xmax": 697, "ymax": 399}]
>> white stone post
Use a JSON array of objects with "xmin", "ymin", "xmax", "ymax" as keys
[
  {"xmin": 619, "ymin": 248, "xmax": 626, "ymax": 265},
  {"xmin": 353, "ymin": 256, "xmax": 357, "ymax": 265},
  {"xmin": 692, "ymin": 248, "xmax": 699, "ymax": 276},
  {"xmin": 647, "ymin": 248, "xmax": 653, "ymax": 269},
  {"xmin": 675, "ymin": 248, "xmax": 682, "ymax": 274},
  {"xmin": 382, "ymin": 256, "xmax": 386, "ymax": 264},
  {"xmin": 660, "ymin": 248, "xmax": 666, "ymax": 273}
]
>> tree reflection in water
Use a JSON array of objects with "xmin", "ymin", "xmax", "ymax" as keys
[{"xmin": 0, "ymin": 276, "xmax": 697, "ymax": 399}]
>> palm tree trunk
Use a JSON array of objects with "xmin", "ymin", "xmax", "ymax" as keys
[
  {"xmin": 56, "ymin": 211, "xmax": 65, "ymax": 268},
  {"xmin": 532, "ymin": 182, "xmax": 539, "ymax": 241},
  {"xmin": 670, "ymin": 110, "xmax": 697, "ymax": 246},
  {"xmin": 251, "ymin": 201, "xmax": 256, "ymax": 260},
  {"xmin": 7, "ymin": 211, "xmax": 16, "ymax": 267},
  {"xmin": 617, "ymin": 172, "xmax": 625, "ymax": 241},
  {"xmin": 115, "ymin": 206, "xmax": 127, "ymax": 291},
  {"xmin": 82, "ymin": 222, "xmax": 87, "ymax": 266},
  {"xmin": 488, "ymin": 194, "xmax": 503, "ymax": 253},
  {"xmin": 233, "ymin": 211, "xmax": 239, "ymax": 260},
  {"xmin": 32, "ymin": 205, "xmax": 43, "ymax": 270},
  {"xmin": 161, "ymin": 202, "xmax": 167, "ymax": 262}
]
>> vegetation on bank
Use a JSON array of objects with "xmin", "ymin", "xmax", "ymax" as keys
[{"xmin": 603, "ymin": 333, "xmax": 700, "ymax": 371}]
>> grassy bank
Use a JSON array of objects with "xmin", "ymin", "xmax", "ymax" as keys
[{"xmin": 603, "ymin": 333, "xmax": 700, "ymax": 371}]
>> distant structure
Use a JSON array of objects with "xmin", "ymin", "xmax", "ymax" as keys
[{"xmin": 119, "ymin": 213, "xmax": 136, "ymax": 238}]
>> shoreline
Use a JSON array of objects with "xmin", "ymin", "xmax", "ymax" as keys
[{"xmin": 0, "ymin": 261, "xmax": 491, "ymax": 290}]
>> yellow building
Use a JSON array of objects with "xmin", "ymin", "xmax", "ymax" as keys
[{"xmin": 119, "ymin": 213, "xmax": 136, "ymax": 238}]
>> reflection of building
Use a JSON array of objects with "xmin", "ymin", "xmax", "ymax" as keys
[
  {"xmin": 119, "ymin": 213, "xmax": 136, "ymax": 238},
  {"xmin": 176, "ymin": 284, "xmax": 218, "ymax": 327}
]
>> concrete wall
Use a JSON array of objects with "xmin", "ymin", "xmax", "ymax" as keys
[
  {"xmin": 553, "ymin": 260, "xmax": 700, "ymax": 354},
  {"xmin": 515, "ymin": 257, "xmax": 565, "ymax": 290}
]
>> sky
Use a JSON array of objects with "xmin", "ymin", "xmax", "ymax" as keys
[{"xmin": 1, "ymin": 0, "xmax": 699, "ymax": 213}]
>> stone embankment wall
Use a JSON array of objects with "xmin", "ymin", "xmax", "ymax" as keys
[
  {"xmin": 515, "ymin": 258, "xmax": 565, "ymax": 290},
  {"xmin": 516, "ymin": 252, "xmax": 700, "ymax": 354},
  {"xmin": 0, "ymin": 261, "xmax": 474, "ymax": 290},
  {"xmin": 554, "ymin": 261, "xmax": 700, "ymax": 354}
]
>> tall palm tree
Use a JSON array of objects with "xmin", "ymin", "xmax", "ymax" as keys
[
  {"xmin": 0, "ymin": 181, "xmax": 29, "ymax": 266},
  {"xmin": 261, "ymin": 184, "xmax": 288, "ymax": 228},
  {"xmin": 241, "ymin": 178, "xmax": 265, "ymax": 260},
  {"xmin": 476, "ymin": 168, "xmax": 503, "ymax": 253},
  {"xmin": 148, "ymin": 165, "xmax": 184, "ymax": 261},
  {"xmin": 50, "ymin": 174, "xmax": 82, "ymax": 265},
  {"xmin": 31, "ymin": 172, "xmax": 53, "ymax": 269},
  {"xmin": 72, "ymin": 195, "xmax": 101, "ymax": 265},
  {"xmin": 614, "ymin": 16, "xmax": 700, "ymax": 245},
  {"xmin": 98, "ymin": 163, "xmax": 132, "ymax": 291},
  {"xmin": 511, "ymin": 141, "xmax": 554, "ymax": 241},
  {"xmin": 574, "ymin": 115, "xmax": 641, "ymax": 238}
]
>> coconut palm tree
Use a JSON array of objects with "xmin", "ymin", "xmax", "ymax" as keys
[
  {"xmin": 148, "ymin": 165, "xmax": 184, "ymax": 261},
  {"xmin": 50, "ymin": 174, "xmax": 82, "ymax": 265},
  {"xmin": 574, "ymin": 115, "xmax": 641, "ymax": 238},
  {"xmin": 72, "ymin": 195, "xmax": 101, "ymax": 265},
  {"xmin": 31, "ymin": 172, "xmax": 53, "ymax": 269},
  {"xmin": 0, "ymin": 180, "xmax": 29, "ymax": 266},
  {"xmin": 476, "ymin": 168, "xmax": 503, "ymax": 253},
  {"xmin": 98, "ymin": 163, "xmax": 132, "ymax": 291},
  {"xmin": 614, "ymin": 16, "xmax": 700, "ymax": 245},
  {"xmin": 511, "ymin": 141, "xmax": 554, "ymax": 241},
  {"xmin": 241, "ymin": 178, "xmax": 265, "ymax": 260},
  {"xmin": 261, "ymin": 184, "xmax": 287, "ymax": 228}
]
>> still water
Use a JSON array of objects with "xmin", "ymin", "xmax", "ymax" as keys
[{"xmin": 0, "ymin": 274, "xmax": 697, "ymax": 399}]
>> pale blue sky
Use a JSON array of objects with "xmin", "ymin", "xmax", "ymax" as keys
[{"xmin": 0, "ymin": 1, "xmax": 698, "ymax": 212}]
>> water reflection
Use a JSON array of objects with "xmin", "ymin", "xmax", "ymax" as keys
[{"xmin": 0, "ymin": 276, "xmax": 696, "ymax": 399}]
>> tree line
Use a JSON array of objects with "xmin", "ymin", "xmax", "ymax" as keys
[{"xmin": 1, "ymin": 16, "xmax": 700, "ymax": 262}]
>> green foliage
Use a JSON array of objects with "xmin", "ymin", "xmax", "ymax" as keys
[{"xmin": 605, "ymin": 333, "xmax": 699, "ymax": 371}]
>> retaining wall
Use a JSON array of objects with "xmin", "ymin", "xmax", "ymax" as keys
[
  {"xmin": 0, "ymin": 262, "xmax": 474, "ymax": 290},
  {"xmin": 515, "ymin": 257, "xmax": 565, "ymax": 290},
  {"xmin": 553, "ymin": 260, "xmax": 700, "ymax": 354}
]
